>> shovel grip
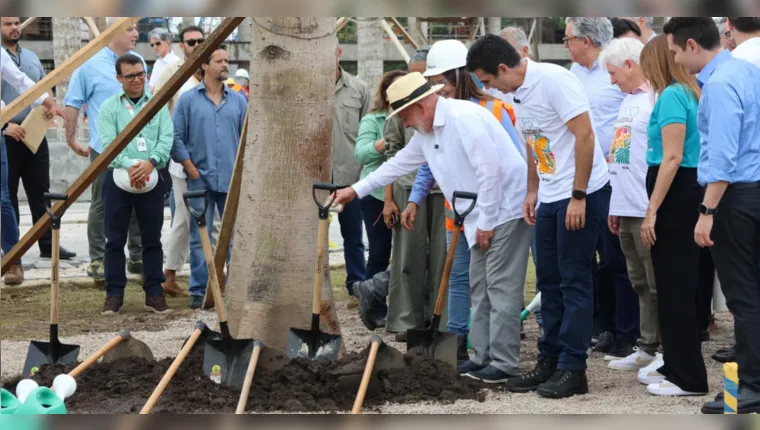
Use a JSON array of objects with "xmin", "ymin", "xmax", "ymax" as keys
[
  {"xmin": 44, "ymin": 193, "xmax": 68, "ymax": 228},
  {"xmin": 183, "ymin": 190, "xmax": 208, "ymax": 227},
  {"xmin": 313, "ymin": 182, "xmax": 338, "ymax": 220},
  {"xmin": 433, "ymin": 227, "xmax": 461, "ymax": 317},
  {"xmin": 312, "ymin": 218, "xmax": 329, "ymax": 316},
  {"xmin": 451, "ymin": 191, "xmax": 477, "ymax": 227}
]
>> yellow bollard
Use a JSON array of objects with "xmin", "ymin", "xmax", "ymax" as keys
[{"xmin": 724, "ymin": 362, "xmax": 739, "ymax": 414}]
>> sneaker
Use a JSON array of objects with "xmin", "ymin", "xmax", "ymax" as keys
[
  {"xmin": 537, "ymin": 369, "xmax": 589, "ymax": 399},
  {"xmin": 604, "ymin": 340, "xmax": 636, "ymax": 361},
  {"xmin": 608, "ymin": 347, "xmax": 655, "ymax": 371},
  {"xmin": 87, "ymin": 259, "xmax": 106, "ymax": 281},
  {"xmin": 127, "ymin": 259, "xmax": 143, "ymax": 275},
  {"xmin": 3, "ymin": 265, "xmax": 24, "ymax": 285},
  {"xmin": 347, "ymin": 295, "xmax": 359, "ymax": 310},
  {"xmin": 506, "ymin": 357, "xmax": 558, "ymax": 393},
  {"xmin": 457, "ymin": 360, "xmax": 487, "ymax": 376},
  {"xmin": 189, "ymin": 295, "xmax": 204, "ymax": 310},
  {"xmin": 457, "ymin": 335, "xmax": 469, "ymax": 363},
  {"xmin": 40, "ymin": 246, "xmax": 77, "ymax": 260},
  {"xmin": 647, "ymin": 379, "xmax": 707, "ymax": 396},
  {"xmin": 145, "ymin": 296, "xmax": 173, "ymax": 315},
  {"xmin": 637, "ymin": 353, "xmax": 665, "ymax": 385},
  {"xmin": 102, "ymin": 296, "xmax": 124, "ymax": 315},
  {"xmin": 592, "ymin": 331, "xmax": 615, "ymax": 353},
  {"xmin": 466, "ymin": 365, "xmax": 515, "ymax": 384}
]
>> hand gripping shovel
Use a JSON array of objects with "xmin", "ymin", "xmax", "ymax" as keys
[
  {"xmin": 285, "ymin": 183, "xmax": 342, "ymax": 361},
  {"xmin": 184, "ymin": 190, "xmax": 253, "ymax": 388},
  {"xmin": 22, "ymin": 193, "xmax": 80, "ymax": 378},
  {"xmin": 407, "ymin": 191, "xmax": 477, "ymax": 367}
]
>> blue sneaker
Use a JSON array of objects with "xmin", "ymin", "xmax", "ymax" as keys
[
  {"xmin": 457, "ymin": 360, "xmax": 487, "ymax": 376},
  {"xmin": 466, "ymin": 365, "xmax": 516, "ymax": 384}
]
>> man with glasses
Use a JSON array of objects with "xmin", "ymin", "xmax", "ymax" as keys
[
  {"xmin": 64, "ymin": 19, "xmax": 148, "ymax": 286},
  {"xmin": 718, "ymin": 18, "xmax": 737, "ymax": 52},
  {"xmin": 148, "ymin": 27, "xmax": 180, "ymax": 94},
  {"xmin": 98, "ymin": 54, "xmax": 174, "ymax": 315}
]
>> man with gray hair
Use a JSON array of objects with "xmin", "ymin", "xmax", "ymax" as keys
[
  {"xmin": 565, "ymin": 17, "xmax": 637, "ymax": 361},
  {"xmin": 718, "ymin": 18, "xmax": 737, "ymax": 51},
  {"xmin": 148, "ymin": 27, "xmax": 181, "ymax": 93},
  {"xmin": 620, "ymin": 17, "xmax": 657, "ymax": 44},
  {"xmin": 499, "ymin": 26, "xmax": 532, "ymax": 59}
]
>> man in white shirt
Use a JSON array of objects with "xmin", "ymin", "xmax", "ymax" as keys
[
  {"xmin": 728, "ymin": 17, "xmax": 760, "ymax": 67},
  {"xmin": 148, "ymin": 27, "xmax": 181, "ymax": 94},
  {"xmin": 467, "ymin": 34, "xmax": 609, "ymax": 398},
  {"xmin": 332, "ymin": 72, "xmax": 531, "ymax": 384}
]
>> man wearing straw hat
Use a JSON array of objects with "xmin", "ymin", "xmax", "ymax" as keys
[{"xmin": 332, "ymin": 72, "xmax": 531, "ymax": 383}]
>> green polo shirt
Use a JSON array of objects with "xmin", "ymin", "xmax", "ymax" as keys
[{"xmin": 98, "ymin": 89, "xmax": 173, "ymax": 170}]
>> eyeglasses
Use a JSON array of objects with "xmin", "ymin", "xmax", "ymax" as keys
[
  {"xmin": 723, "ymin": 31, "xmax": 734, "ymax": 40},
  {"xmin": 150, "ymin": 41, "xmax": 162, "ymax": 48},
  {"xmin": 563, "ymin": 36, "xmax": 582, "ymax": 46},
  {"xmin": 183, "ymin": 38, "xmax": 205, "ymax": 47},
  {"xmin": 121, "ymin": 71, "xmax": 146, "ymax": 81}
]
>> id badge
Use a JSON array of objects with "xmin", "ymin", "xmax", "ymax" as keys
[{"xmin": 136, "ymin": 137, "xmax": 147, "ymax": 152}]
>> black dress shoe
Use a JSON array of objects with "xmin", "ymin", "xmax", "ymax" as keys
[
  {"xmin": 592, "ymin": 331, "xmax": 615, "ymax": 353},
  {"xmin": 40, "ymin": 246, "xmax": 77, "ymax": 260},
  {"xmin": 702, "ymin": 393, "xmax": 760, "ymax": 414},
  {"xmin": 712, "ymin": 344, "xmax": 736, "ymax": 363}
]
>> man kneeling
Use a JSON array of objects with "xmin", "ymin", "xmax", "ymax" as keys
[{"xmin": 98, "ymin": 54, "xmax": 173, "ymax": 315}]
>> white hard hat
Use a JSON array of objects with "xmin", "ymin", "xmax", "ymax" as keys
[
  {"xmin": 113, "ymin": 161, "xmax": 158, "ymax": 194},
  {"xmin": 423, "ymin": 40, "xmax": 468, "ymax": 77},
  {"xmin": 235, "ymin": 68, "xmax": 249, "ymax": 79}
]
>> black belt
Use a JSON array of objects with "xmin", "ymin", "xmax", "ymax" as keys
[{"xmin": 730, "ymin": 181, "xmax": 760, "ymax": 189}]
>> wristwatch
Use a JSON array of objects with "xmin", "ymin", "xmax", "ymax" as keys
[
  {"xmin": 698, "ymin": 203, "xmax": 718, "ymax": 215},
  {"xmin": 149, "ymin": 158, "xmax": 159, "ymax": 168},
  {"xmin": 572, "ymin": 189, "xmax": 587, "ymax": 200}
]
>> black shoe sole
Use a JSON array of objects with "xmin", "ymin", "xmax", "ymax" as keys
[
  {"xmin": 41, "ymin": 254, "xmax": 76, "ymax": 260},
  {"xmin": 711, "ymin": 354, "xmax": 736, "ymax": 363},
  {"xmin": 537, "ymin": 386, "xmax": 589, "ymax": 399},
  {"xmin": 507, "ymin": 383, "xmax": 542, "ymax": 393}
]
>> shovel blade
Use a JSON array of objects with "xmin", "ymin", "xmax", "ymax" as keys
[
  {"xmin": 23, "ymin": 341, "xmax": 80, "ymax": 378},
  {"xmin": 203, "ymin": 337, "xmax": 254, "ymax": 389},
  {"xmin": 285, "ymin": 328, "xmax": 341, "ymax": 361},
  {"xmin": 374, "ymin": 344, "xmax": 406, "ymax": 371},
  {"xmin": 406, "ymin": 329, "xmax": 458, "ymax": 368},
  {"xmin": 102, "ymin": 336, "xmax": 155, "ymax": 363},
  {"xmin": 257, "ymin": 344, "xmax": 291, "ymax": 372},
  {"xmin": 182, "ymin": 326, "xmax": 221, "ymax": 351}
]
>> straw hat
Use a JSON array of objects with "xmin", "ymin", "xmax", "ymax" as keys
[{"xmin": 386, "ymin": 72, "xmax": 443, "ymax": 119}]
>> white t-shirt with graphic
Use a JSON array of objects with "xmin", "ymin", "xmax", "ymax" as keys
[
  {"xmin": 513, "ymin": 61, "xmax": 610, "ymax": 204},
  {"xmin": 609, "ymin": 90, "xmax": 654, "ymax": 217}
]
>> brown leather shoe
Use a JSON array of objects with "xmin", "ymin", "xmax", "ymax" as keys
[
  {"xmin": 162, "ymin": 280, "xmax": 190, "ymax": 298},
  {"xmin": 145, "ymin": 296, "xmax": 173, "ymax": 315},
  {"xmin": 3, "ymin": 265, "xmax": 24, "ymax": 285}
]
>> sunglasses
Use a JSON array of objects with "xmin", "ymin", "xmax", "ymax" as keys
[
  {"xmin": 183, "ymin": 38, "xmax": 205, "ymax": 47},
  {"xmin": 121, "ymin": 71, "xmax": 146, "ymax": 81},
  {"xmin": 150, "ymin": 41, "xmax": 162, "ymax": 48}
]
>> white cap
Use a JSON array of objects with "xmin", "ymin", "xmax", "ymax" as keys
[
  {"xmin": 235, "ymin": 68, "xmax": 249, "ymax": 79},
  {"xmin": 113, "ymin": 161, "xmax": 159, "ymax": 194},
  {"xmin": 423, "ymin": 40, "xmax": 469, "ymax": 77}
]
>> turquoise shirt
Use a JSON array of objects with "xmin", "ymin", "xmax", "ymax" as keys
[
  {"xmin": 646, "ymin": 84, "xmax": 701, "ymax": 168},
  {"xmin": 98, "ymin": 89, "xmax": 174, "ymax": 170},
  {"xmin": 354, "ymin": 111, "xmax": 387, "ymax": 201}
]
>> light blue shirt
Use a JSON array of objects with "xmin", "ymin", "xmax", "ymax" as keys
[
  {"xmin": 64, "ymin": 47, "xmax": 147, "ymax": 153},
  {"xmin": 171, "ymin": 80, "xmax": 248, "ymax": 193},
  {"xmin": 696, "ymin": 50, "xmax": 760, "ymax": 185},
  {"xmin": 570, "ymin": 61, "xmax": 626, "ymax": 157}
]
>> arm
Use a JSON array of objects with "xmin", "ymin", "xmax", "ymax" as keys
[
  {"xmin": 647, "ymin": 124, "xmax": 685, "ymax": 214},
  {"xmin": 354, "ymin": 116, "xmax": 385, "ymax": 165},
  {"xmin": 352, "ymin": 136, "xmax": 427, "ymax": 199},
  {"xmin": 98, "ymin": 100, "xmax": 132, "ymax": 169},
  {"xmin": 699, "ymin": 82, "xmax": 742, "ymax": 189},
  {"xmin": 170, "ymin": 96, "xmax": 192, "ymax": 165},
  {"xmin": 408, "ymin": 163, "xmax": 436, "ymax": 207},
  {"xmin": 62, "ymin": 68, "xmax": 90, "ymax": 156},
  {"xmin": 565, "ymin": 111, "xmax": 596, "ymax": 192},
  {"xmin": 1, "ymin": 49, "xmax": 48, "ymax": 108},
  {"xmin": 151, "ymin": 106, "xmax": 174, "ymax": 167}
]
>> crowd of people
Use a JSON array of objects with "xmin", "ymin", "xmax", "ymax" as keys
[{"xmin": 2, "ymin": 16, "xmax": 760, "ymax": 413}]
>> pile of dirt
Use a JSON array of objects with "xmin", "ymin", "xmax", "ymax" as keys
[{"xmin": 3, "ymin": 345, "xmax": 489, "ymax": 414}]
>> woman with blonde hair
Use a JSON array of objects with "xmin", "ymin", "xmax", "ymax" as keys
[{"xmin": 636, "ymin": 34, "xmax": 709, "ymax": 397}]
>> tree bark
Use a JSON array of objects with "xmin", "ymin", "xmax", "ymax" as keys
[
  {"xmin": 225, "ymin": 17, "xmax": 344, "ymax": 354},
  {"xmin": 357, "ymin": 17, "xmax": 384, "ymax": 100},
  {"xmin": 52, "ymin": 17, "xmax": 84, "ymax": 140}
]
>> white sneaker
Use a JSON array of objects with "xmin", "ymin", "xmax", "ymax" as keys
[
  {"xmin": 608, "ymin": 347, "xmax": 655, "ymax": 371},
  {"xmin": 647, "ymin": 379, "xmax": 707, "ymax": 396},
  {"xmin": 637, "ymin": 353, "xmax": 665, "ymax": 385}
]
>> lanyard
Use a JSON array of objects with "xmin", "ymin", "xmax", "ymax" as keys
[
  {"xmin": 4, "ymin": 47, "xmax": 21, "ymax": 68},
  {"xmin": 121, "ymin": 96, "xmax": 144, "ymax": 139}
]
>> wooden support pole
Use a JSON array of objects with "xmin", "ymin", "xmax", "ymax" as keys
[
  {"xmin": 387, "ymin": 17, "xmax": 419, "ymax": 50},
  {"xmin": 336, "ymin": 17, "xmax": 349, "ymax": 32},
  {"xmin": 0, "ymin": 17, "xmax": 140, "ymax": 126},
  {"xmin": 0, "ymin": 17, "xmax": 246, "ymax": 275},
  {"xmin": 380, "ymin": 19, "xmax": 410, "ymax": 63},
  {"xmin": 19, "ymin": 17, "xmax": 38, "ymax": 32},
  {"xmin": 83, "ymin": 17, "xmax": 101, "ymax": 37}
]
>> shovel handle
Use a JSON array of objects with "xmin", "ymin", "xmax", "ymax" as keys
[
  {"xmin": 183, "ymin": 190, "xmax": 209, "ymax": 227},
  {"xmin": 198, "ymin": 225, "xmax": 227, "ymax": 323},
  {"xmin": 69, "ymin": 330, "xmax": 130, "ymax": 378},
  {"xmin": 451, "ymin": 191, "xmax": 477, "ymax": 227},
  {"xmin": 44, "ymin": 193, "xmax": 68, "ymax": 228},
  {"xmin": 140, "ymin": 326, "xmax": 204, "ymax": 414},
  {"xmin": 50, "ymin": 228, "xmax": 60, "ymax": 325},
  {"xmin": 312, "ymin": 182, "xmax": 338, "ymax": 220},
  {"xmin": 312, "ymin": 217, "xmax": 329, "ymax": 318},
  {"xmin": 352, "ymin": 336, "xmax": 382, "ymax": 414},
  {"xmin": 235, "ymin": 340, "xmax": 263, "ymax": 414}
]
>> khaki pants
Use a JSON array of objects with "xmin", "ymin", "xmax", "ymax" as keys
[{"xmin": 618, "ymin": 216, "xmax": 660, "ymax": 354}]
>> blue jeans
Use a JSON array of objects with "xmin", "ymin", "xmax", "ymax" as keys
[
  {"xmin": 360, "ymin": 196, "xmax": 390, "ymax": 318},
  {"xmin": 339, "ymin": 197, "xmax": 366, "ymax": 295},
  {"xmin": 1, "ymin": 136, "xmax": 21, "ymax": 264},
  {"xmin": 447, "ymin": 229, "xmax": 471, "ymax": 337},
  {"xmin": 186, "ymin": 178, "xmax": 230, "ymax": 297},
  {"xmin": 536, "ymin": 187, "xmax": 604, "ymax": 371}
]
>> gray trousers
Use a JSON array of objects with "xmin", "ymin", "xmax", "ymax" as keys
[
  {"xmin": 387, "ymin": 183, "xmax": 448, "ymax": 333},
  {"xmin": 618, "ymin": 216, "xmax": 660, "ymax": 354},
  {"xmin": 88, "ymin": 151, "xmax": 142, "ymax": 262},
  {"xmin": 470, "ymin": 218, "xmax": 531, "ymax": 375}
]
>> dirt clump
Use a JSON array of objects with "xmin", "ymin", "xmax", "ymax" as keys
[{"xmin": 3, "ymin": 345, "xmax": 489, "ymax": 414}]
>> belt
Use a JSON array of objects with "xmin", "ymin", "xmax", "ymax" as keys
[{"xmin": 730, "ymin": 181, "xmax": 760, "ymax": 190}]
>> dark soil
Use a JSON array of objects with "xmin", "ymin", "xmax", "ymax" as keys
[{"xmin": 3, "ymin": 344, "xmax": 490, "ymax": 414}]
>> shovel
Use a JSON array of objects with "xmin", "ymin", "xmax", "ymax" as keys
[
  {"xmin": 184, "ymin": 190, "xmax": 254, "ymax": 388},
  {"xmin": 351, "ymin": 335, "xmax": 405, "ymax": 414},
  {"xmin": 407, "ymin": 191, "xmax": 477, "ymax": 368},
  {"xmin": 285, "ymin": 182, "xmax": 342, "ymax": 361},
  {"xmin": 234, "ymin": 339, "xmax": 290, "ymax": 414},
  {"xmin": 23, "ymin": 193, "xmax": 80, "ymax": 378}
]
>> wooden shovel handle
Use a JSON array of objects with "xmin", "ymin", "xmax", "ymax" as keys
[
  {"xmin": 199, "ymin": 225, "xmax": 227, "ymax": 323},
  {"xmin": 433, "ymin": 227, "xmax": 461, "ymax": 316},
  {"xmin": 235, "ymin": 342, "xmax": 262, "ymax": 414},
  {"xmin": 50, "ymin": 229, "xmax": 60, "ymax": 325},
  {"xmin": 352, "ymin": 339, "xmax": 381, "ymax": 414},
  {"xmin": 69, "ymin": 330, "xmax": 129, "ymax": 378},
  {"xmin": 140, "ymin": 327, "xmax": 203, "ymax": 414},
  {"xmin": 312, "ymin": 218, "xmax": 329, "ymax": 315}
]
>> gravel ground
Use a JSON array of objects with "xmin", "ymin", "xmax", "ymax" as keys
[{"xmin": 1, "ymin": 304, "xmax": 734, "ymax": 414}]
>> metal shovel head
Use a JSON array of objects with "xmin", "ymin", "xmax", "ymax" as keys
[
  {"xmin": 23, "ymin": 340, "xmax": 80, "ymax": 378},
  {"xmin": 374, "ymin": 343, "xmax": 406, "ymax": 372},
  {"xmin": 102, "ymin": 336, "xmax": 155, "ymax": 364},
  {"xmin": 203, "ymin": 337, "xmax": 254, "ymax": 389},
  {"xmin": 181, "ymin": 324, "xmax": 220, "ymax": 351},
  {"xmin": 406, "ymin": 329, "xmax": 458, "ymax": 368},
  {"xmin": 285, "ymin": 328, "xmax": 341, "ymax": 361}
]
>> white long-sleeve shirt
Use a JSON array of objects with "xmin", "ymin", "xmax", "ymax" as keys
[
  {"xmin": 1, "ymin": 48, "xmax": 47, "ymax": 113},
  {"xmin": 352, "ymin": 96, "xmax": 527, "ymax": 249}
]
